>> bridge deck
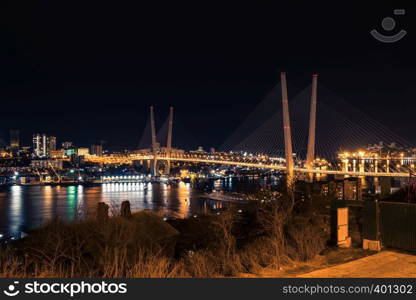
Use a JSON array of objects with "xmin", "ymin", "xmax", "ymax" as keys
[{"xmin": 85, "ymin": 155, "xmax": 411, "ymax": 178}]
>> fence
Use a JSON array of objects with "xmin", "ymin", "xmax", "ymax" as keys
[{"xmin": 363, "ymin": 200, "xmax": 416, "ymax": 252}]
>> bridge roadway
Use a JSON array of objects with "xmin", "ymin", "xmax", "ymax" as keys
[{"xmin": 84, "ymin": 154, "xmax": 411, "ymax": 178}]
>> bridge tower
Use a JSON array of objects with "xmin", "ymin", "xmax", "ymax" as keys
[
  {"xmin": 306, "ymin": 74, "xmax": 318, "ymax": 181},
  {"xmin": 165, "ymin": 106, "xmax": 174, "ymax": 174},
  {"xmin": 150, "ymin": 106, "xmax": 158, "ymax": 176},
  {"xmin": 280, "ymin": 72, "xmax": 294, "ymax": 190}
]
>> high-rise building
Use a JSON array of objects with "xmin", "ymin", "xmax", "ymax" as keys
[
  {"xmin": 90, "ymin": 144, "xmax": 103, "ymax": 156},
  {"xmin": 33, "ymin": 134, "xmax": 56, "ymax": 157},
  {"xmin": 9, "ymin": 129, "xmax": 20, "ymax": 151},
  {"xmin": 33, "ymin": 134, "xmax": 43, "ymax": 157},
  {"xmin": 48, "ymin": 136, "xmax": 57, "ymax": 152},
  {"xmin": 62, "ymin": 141, "xmax": 73, "ymax": 149},
  {"xmin": 42, "ymin": 134, "xmax": 47, "ymax": 156}
]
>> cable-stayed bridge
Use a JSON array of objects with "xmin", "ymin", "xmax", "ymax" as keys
[{"xmin": 86, "ymin": 73, "xmax": 415, "ymax": 179}]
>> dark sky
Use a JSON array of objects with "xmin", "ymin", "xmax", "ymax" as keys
[{"xmin": 0, "ymin": 1, "xmax": 414, "ymax": 150}]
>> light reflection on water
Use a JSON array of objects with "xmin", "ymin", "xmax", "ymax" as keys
[{"xmin": 0, "ymin": 182, "xmax": 215, "ymax": 239}]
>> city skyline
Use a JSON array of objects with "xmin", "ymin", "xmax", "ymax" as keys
[
  {"xmin": 1, "ymin": 2, "xmax": 415, "ymax": 150},
  {"xmin": 1, "ymin": 1, "xmax": 416, "ymax": 282}
]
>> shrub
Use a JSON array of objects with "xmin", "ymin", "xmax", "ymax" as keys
[{"xmin": 0, "ymin": 189, "xmax": 331, "ymax": 278}]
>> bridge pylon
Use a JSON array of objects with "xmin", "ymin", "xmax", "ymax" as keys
[
  {"xmin": 165, "ymin": 106, "xmax": 174, "ymax": 175},
  {"xmin": 280, "ymin": 72, "xmax": 294, "ymax": 193},
  {"xmin": 150, "ymin": 106, "xmax": 158, "ymax": 176},
  {"xmin": 306, "ymin": 74, "xmax": 318, "ymax": 182}
]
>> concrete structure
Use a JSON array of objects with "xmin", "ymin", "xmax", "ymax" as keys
[
  {"xmin": 380, "ymin": 177, "xmax": 392, "ymax": 197},
  {"xmin": 146, "ymin": 106, "xmax": 176, "ymax": 175},
  {"xmin": 50, "ymin": 149, "xmax": 65, "ymax": 158},
  {"xmin": 62, "ymin": 141, "xmax": 73, "ymax": 149},
  {"xmin": 306, "ymin": 74, "xmax": 318, "ymax": 181},
  {"xmin": 90, "ymin": 144, "xmax": 103, "ymax": 156},
  {"xmin": 363, "ymin": 239, "xmax": 382, "ymax": 251},
  {"xmin": 165, "ymin": 106, "xmax": 174, "ymax": 174},
  {"xmin": 150, "ymin": 106, "xmax": 158, "ymax": 176},
  {"xmin": 320, "ymin": 178, "xmax": 362, "ymax": 201},
  {"xmin": 32, "ymin": 134, "xmax": 56, "ymax": 157},
  {"xmin": 343, "ymin": 179, "xmax": 362, "ymax": 201},
  {"xmin": 9, "ymin": 129, "xmax": 19, "ymax": 152},
  {"xmin": 48, "ymin": 136, "xmax": 57, "ymax": 152},
  {"xmin": 33, "ymin": 134, "xmax": 47, "ymax": 157},
  {"xmin": 280, "ymin": 72, "xmax": 294, "ymax": 191},
  {"xmin": 77, "ymin": 148, "xmax": 89, "ymax": 156},
  {"xmin": 299, "ymin": 251, "xmax": 415, "ymax": 277},
  {"xmin": 31, "ymin": 159, "xmax": 63, "ymax": 170},
  {"xmin": 337, "ymin": 207, "xmax": 352, "ymax": 248}
]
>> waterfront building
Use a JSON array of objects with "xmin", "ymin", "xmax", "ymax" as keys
[
  {"xmin": 65, "ymin": 149, "xmax": 77, "ymax": 157},
  {"xmin": 30, "ymin": 159, "xmax": 63, "ymax": 170},
  {"xmin": 90, "ymin": 144, "xmax": 103, "ymax": 156},
  {"xmin": 50, "ymin": 149, "xmax": 65, "ymax": 159},
  {"xmin": 9, "ymin": 129, "xmax": 20, "ymax": 152},
  {"xmin": 77, "ymin": 148, "xmax": 89, "ymax": 156}
]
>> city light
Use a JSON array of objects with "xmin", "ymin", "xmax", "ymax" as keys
[{"xmin": 1, "ymin": 3, "xmax": 415, "ymax": 283}]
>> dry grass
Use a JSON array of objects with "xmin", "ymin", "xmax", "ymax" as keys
[{"xmin": 0, "ymin": 192, "xmax": 330, "ymax": 278}]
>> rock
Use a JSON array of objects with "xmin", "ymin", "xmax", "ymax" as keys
[
  {"xmin": 97, "ymin": 202, "xmax": 109, "ymax": 222},
  {"xmin": 132, "ymin": 210, "xmax": 179, "ymax": 255},
  {"xmin": 120, "ymin": 200, "xmax": 132, "ymax": 218}
]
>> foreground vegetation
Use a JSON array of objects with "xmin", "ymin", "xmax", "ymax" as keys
[{"xmin": 0, "ymin": 190, "xmax": 331, "ymax": 278}]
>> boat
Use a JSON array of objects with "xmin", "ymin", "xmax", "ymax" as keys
[{"xmin": 201, "ymin": 190, "xmax": 250, "ymax": 203}]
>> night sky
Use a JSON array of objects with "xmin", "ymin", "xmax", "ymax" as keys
[{"xmin": 0, "ymin": 1, "xmax": 414, "ymax": 150}]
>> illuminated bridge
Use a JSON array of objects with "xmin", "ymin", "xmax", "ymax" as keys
[
  {"xmin": 85, "ymin": 73, "xmax": 415, "ymax": 179},
  {"xmin": 86, "ymin": 153, "xmax": 412, "ymax": 178}
]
